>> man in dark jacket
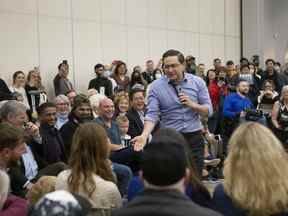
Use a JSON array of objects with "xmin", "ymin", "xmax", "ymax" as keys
[
  {"xmin": 88, "ymin": 64, "xmax": 113, "ymax": 98},
  {"xmin": 112, "ymin": 129, "xmax": 221, "ymax": 216},
  {"xmin": 37, "ymin": 102, "xmax": 67, "ymax": 164},
  {"xmin": 0, "ymin": 78, "xmax": 13, "ymax": 101}
]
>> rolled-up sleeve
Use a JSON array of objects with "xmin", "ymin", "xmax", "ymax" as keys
[
  {"xmin": 198, "ymin": 81, "xmax": 213, "ymax": 117},
  {"xmin": 145, "ymin": 85, "xmax": 160, "ymax": 123}
]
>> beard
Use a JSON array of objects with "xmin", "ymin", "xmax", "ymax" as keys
[{"xmin": 239, "ymin": 90, "xmax": 249, "ymax": 96}]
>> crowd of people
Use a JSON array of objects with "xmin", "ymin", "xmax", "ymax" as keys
[{"xmin": 1, "ymin": 49, "xmax": 288, "ymax": 216}]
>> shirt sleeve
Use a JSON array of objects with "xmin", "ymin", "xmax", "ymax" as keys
[
  {"xmin": 198, "ymin": 80, "xmax": 213, "ymax": 117},
  {"xmin": 223, "ymin": 95, "xmax": 237, "ymax": 118},
  {"xmin": 145, "ymin": 84, "xmax": 160, "ymax": 123}
]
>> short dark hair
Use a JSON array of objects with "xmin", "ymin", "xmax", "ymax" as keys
[
  {"xmin": 275, "ymin": 62, "xmax": 281, "ymax": 67},
  {"xmin": 94, "ymin": 64, "xmax": 104, "ymax": 71},
  {"xmin": 265, "ymin": 58, "xmax": 275, "ymax": 65},
  {"xmin": 129, "ymin": 88, "xmax": 145, "ymax": 101},
  {"xmin": 162, "ymin": 49, "xmax": 185, "ymax": 64},
  {"xmin": 226, "ymin": 60, "xmax": 234, "ymax": 66},
  {"xmin": 72, "ymin": 94, "xmax": 90, "ymax": 111},
  {"xmin": 141, "ymin": 128, "xmax": 188, "ymax": 186},
  {"xmin": 214, "ymin": 58, "xmax": 221, "ymax": 63},
  {"xmin": 240, "ymin": 57, "xmax": 249, "ymax": 63},
  {"xmin": 0, "ymin": 123, "xmax": 24, "ymax": 151},
  {"xmin": 37, "ymin": 102, "xmax": 56, "ymax": 116},
  {"xmin": 237, "ymin": 78, "xmax": 249, "ymax": 86},
  {"xmin": 12, "ymin": 71, "xmax": 25, "ymax": 84}
]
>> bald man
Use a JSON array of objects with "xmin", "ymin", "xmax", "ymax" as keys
[{"xmin": 95, "ymin": 98, "xmax": 141, "ymax": 173}]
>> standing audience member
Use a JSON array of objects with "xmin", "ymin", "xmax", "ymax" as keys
[
  {"xmin": 213, "ymin": 122, "xmax": 288, "ymax": 216},
  {"xmin": 271, "ymin": 85, "xmax": 288, "ymax": 148},
  {"xmin": 257, "ymin": 80, "xmax": 279, "ymax": 113},
  {"xmin": 213, "ymin": 58, "xmax": 222, "ymax": 74},
  {"xmin": 9, "ymin": 71, "xmax": 30, "ymax": 109},
  {"xmin": 225, "ymin": 60, "xmax": 238, "ymax": 93},
  {"xmin": 54, "ymin": 60, "xmax": 74, "ymax": 96},
  {"xmin": 113, "ymin": 129, "xmax": 220, "ymax": 216},
  {"xmin": 0, "ymin": 170, "xmax": 28, "ymax": 216},
  {"xmin": 88, "ymin": 63, "xmax": 113, "ymax": 98},
  {"xmin": 37, "ymin": 102, "xmax": 67, "ymax": 164},
  {"xmin": 130, "ymin": 67, "xmax": 147, "ymax": 90},
  {"xmin": 54, "ymin": 94, "xmax": 70, "ymax": 129},
  {"xmin": 112, "ymin": 61, "xmax": 130, "ymax": 92},
  {"xmin": 185, "ymin": 55, "xmax": 197, "ymax": 75},
  {"xmin": 56, "ymin": 123, "xmax": 122, "ymax": 210},
  {"xmin": 197, "ymin": 64, "xmax": 206, "ymax": 80},
  {"xmin": 142, "ymin": 60, "xmax": 155, "ymax": 84}
]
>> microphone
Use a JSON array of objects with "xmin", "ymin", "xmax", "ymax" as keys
[{"xmin": 168, "ymin": 80, "xmax": 182, "ymax": 96}]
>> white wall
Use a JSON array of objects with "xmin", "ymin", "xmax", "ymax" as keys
[
  {"xmin": 243, "ymin": 0, "xmax": 288, "ymax": 66},
  {"xmin": 0, "ymin": 0, "xmax": 241, "ymax": 96}
]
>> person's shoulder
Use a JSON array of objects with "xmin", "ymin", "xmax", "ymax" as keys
[
  {"xmin": 186, "ymin": 73, "xmax": 206, "ymax": 86},
  {"xmin": 149, "ymin": 76, "xmax": 167, "ymax": 89}
]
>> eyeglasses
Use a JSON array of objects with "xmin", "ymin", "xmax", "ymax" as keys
[
  {"xmin": 163, "ymin": 63, "xmax": 181, "ymax": 70},
  {"xmin": 56, "ymin": 103, "xmax": 69, "ymax": 106}
]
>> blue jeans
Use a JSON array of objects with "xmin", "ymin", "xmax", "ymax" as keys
[{"xmin": 112, "ymin": 162, "xmax": 132, "ymax": 196}]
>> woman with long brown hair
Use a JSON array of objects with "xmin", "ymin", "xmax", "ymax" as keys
[
  {"xmin": 111, "ymin": 61, "xmax": 130, "ymax": 91},
  {"xmin": 56, "ymin": 122, "xmax": 122, "ymax": 209}
]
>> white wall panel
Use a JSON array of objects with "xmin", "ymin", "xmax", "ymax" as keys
[
  {"xmin": 199, "ymin": 35, "xmax": 213, "ymax": 68},
  {"xmin": 0, "ymin": 0, "xmax": 36, "ymax": 14},
  {"xmin": 0, "ymin": 13, "xmax": 38, "ymax": 83},
  {"xmin": 149, "ymin": 29, "xmax": 167, "ymax": 65},
  {"xmin": 127, "ymin": 0, "xmax": 148, "ymax": 27},
  {"xmin": 38, "ymin": 0, "xmax": 71, "ymax": 18},
  {"xmin": 167, "ymin": 0, "xmax": 186, "ymax": 30},
  {"xmin": 199, "ymin": 0, "xmax": 212, "ymax": 34},
  {"xmin": 167, "ymin": 31, "xmax": 186, "ymax": 55},
  {"xmin": 72, "ymin": 0, "xmax": 101, "ymax": 22},
  {"xmin": 38, "ymin": 17, "xmax": 73, "ymax": 97},
  {"xmin": 212, "ymin": 36, "xmax": 225, "ymax": 61},
  {"xmin": 184, "ymin": 32, "xmax": 199, "ymax": 60},
  {"xmin": 102, "ymin": 24, "xmax": 127, "ymax": 63},
  {"xmin": 127, "ymin": 27, "xmax": 149, "ymax": 70},
  {"xmin": 184, "ymin": 0, "xmax": 199, "ymax": 32},
  {"xmin": 73, "ymin": 21, "xmax": 102, "ymax": 93},
  {"xmin": 101, "ymin": 0, "xmax": 125, "ymax": 25},
  {"xmin": 212, "ymin": 0, "xmax": 225, "ymax": 34},
  {"xmin": 148, "ymin": 0, "xmax": 166, "ymax": 28}
]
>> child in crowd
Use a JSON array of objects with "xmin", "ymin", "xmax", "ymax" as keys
[{"xmin": 116, "ymin": 115, "xmax": 131, "ymax": 148}]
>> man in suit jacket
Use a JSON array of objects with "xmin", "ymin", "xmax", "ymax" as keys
[
  {"xmin": 127, "ymin": 88, "xmax": 146, "ymax": 139},
  {"xmin": 0, "ymin": 100, "xmax": 66, "ymax": 197},
  {"xmin": 112, "ymin": 129, "xmax": 221, "ymax": 216}
]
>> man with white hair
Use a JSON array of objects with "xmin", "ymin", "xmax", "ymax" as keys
[{"xmin": 54, "ymin": 94, "xmax": 70, "ymax": 129}]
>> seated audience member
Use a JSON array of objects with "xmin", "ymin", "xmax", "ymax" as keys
[
  {"xmin": 26, "ymin": 176, "xmax": 56, "ymax": 205},
  {"xmin": 95, "ymin": 98, "xmax": 141, "ymax": 172},
  {"xmin": 271, "ymin": 85, "xmax": 288, "ymax": 147},
  {"xmin": 66, "ymin": 90, "xmax": 77, "ymax": 106},
  {"xmin": 116, "ymin": 115, "xmax": 131, "ymax": 148},
  {"xmin": 111, "ymin": 61, "xmax": 130, "ymax": 92},
  {"xmin": 89, "ymin": 93, "xmax": 107, "ymax": 118},
  {"xmin": 257, "ymin": 80, "xmax": 279, "ymax": 113},
  {"xmin": 126, "ymin": 88, "xmax": 146, "ymax": 139},
  {"xmin": 0, "ymin": 170, "xmax": 28, "ymax": 216},
  {"xmin": 54, "ymin": 94, "xmax": 70, "ymax": 129},
  {"xmin": 9, "ymin": 71, "xmax": 30, "ymax": 109},
  {"xmin": 53, "ymin": 60, "xmax": 74, "ymax": 96},
  {"xmin": 223, "ymin": 80, "xmax": 253, "ymax": 136},
  {"xmin": 0, "ymin": 101, "xmax": 65, "ymax": 197},
  {"xmin": 261, "ymin": 59, "xmax": 284, "ymax": 94},
  {"xmin": 127, "ymin": 128, "xmax": 215, "ymax": 209},
  {"xmin": 213, "ymin": 122, "xmax": 288, "ymax": 216},
  {"xmin": 88, "ymin": 63, "xmax": 113, "ymax": 98},
  {"xmin": 56, "ymin": 123, "xmax": 122, "ymax": 209},
  {"xmin": 113, "ymin": 94, "xmax": 130, "ymax": 119},
  {"xmin": 28, "ymin": 190, "xmax": 92, "ymax": 216},
  {"xmin": 0, "ymin": 78, "xmax": 13, "ymax": 101},
  {"xmin": 113, "ymin": 128, "xmax": 220, "ymax": 216},
  {"xmin": 60, "ymin": 94, "xmax": 94, "ymax": 157},
  {"xmin": 130, "ymin": 67, "xmax": 147, "ymax": 90},
  {"xmin": 37, "ymin": 102, "xmax": 67, "ymax": 164}
]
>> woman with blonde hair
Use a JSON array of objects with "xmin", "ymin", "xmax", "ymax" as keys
[
  {"xmin": 213, "ymin": 122, "xmax": 288, "ymax": 216},
  {"xmin": 56, "ymin": 122, "xmax": 122, "ymax": 209}
]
